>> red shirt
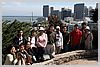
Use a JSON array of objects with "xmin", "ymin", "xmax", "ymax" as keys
[{"xmin": 70, "ymin": 29, "xmax": 82, "ymax": 46}]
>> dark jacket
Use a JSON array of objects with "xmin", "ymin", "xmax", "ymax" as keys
[
  {"xmin": 13, "ymin": 36, "xmax": 27, "ymax": 48},
  {"xmin": 46, "ymin": 31, "xmax": 56, "ymax": 44}
]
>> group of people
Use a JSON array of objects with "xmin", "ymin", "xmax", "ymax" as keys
[{"xmin": 4, "ymin": 22, "xmax": 93, "ymax": 65}]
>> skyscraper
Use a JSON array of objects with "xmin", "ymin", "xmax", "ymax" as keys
[
  {"xmin": 52, "ymin": 10, "xmax": 61, "ymax": 20},
  {"xmin": 61, "ymin": 8, "xmax": 72, "ymax": 20},
  {"xmin": 43, "ymin": 5, "xmax": 49, "ymax": 17},
  {"xmin": 96, "ymin": 3, "xmax": 98, "ymax": 9},
  {"xmin": 88, "ymin": 6, "xmax": 93, "ymax": 17},
  {"xmin": 50, "ymin": 7, "xmax": 54, "ymax": 15},
  {"xmin": 74, "ymin": 3, "xmax": 84, "ymax": 21},
  {"xmin": 84, "ymin": 6, "xmax": 88, "ymax": 17}
]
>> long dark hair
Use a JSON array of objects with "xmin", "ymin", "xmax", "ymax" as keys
[{"xmin": 7, "ymin": 45, "xmax": 15, "ymax": 54}]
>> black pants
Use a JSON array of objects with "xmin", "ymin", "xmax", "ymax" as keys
[
  {"xmin": 71, "ymin": 44, "xmax": 80, "ymax": 51},
  {"xmin": 32, "ymin": 47, "xmax": 38, "ymax": 62},
  {"xmin": 80, "ymin": 42, "xmax": 85, "ymax": 50},
  {"xmin": 37, "ymin": 47, "xmax": 45, "ymax": 62}
]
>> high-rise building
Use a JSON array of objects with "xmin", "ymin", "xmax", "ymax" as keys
[
  {"xmin": 96, "ymin": 3, "xmax": 98, "ymax": 9},
  {"xmin": 84, "ymin": 6, "xmax": 88, "ymax": 17},
  {"xmin": 74, "ymin": 3, "xmax": 84, "ymax": 21},
  {"xmin": 88, "ymin": 6, "xmax": 93, "ymax": 17},
  {"xmin": 50, "ymin": 7, "xmax": 54, "ymax": 15},
  {"xmin": 52, "ymin": 10, "xmax": 61, "ymax": 19},
  {"xmin": 61, "ymin": 8, "xmax": 72, "ymax": 20},
  {"xmin": 43, "ymin": 5, "xmax": 49, "ymax": 17}
]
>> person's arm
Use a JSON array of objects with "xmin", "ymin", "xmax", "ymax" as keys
[
  {"xmin": 61, "ymin": 33, "xmax": 63, "ymax": 49},
  {"xmin": 28, "ymin": 37, "xmax": 30, "ymax": 42},
  {"xmin": 70, "ymin": 32, "xmax": 73, "ymax": 46},
  {"xmin": 91, "ymin": 33, "xmax": 93, "ymax": 41},
  {"xmin": 44, "ymin": 34, "xmax": 48, "ymax": 48},
  {"xmin": 67, "ymin": 33, "xmax": 70, "ymax": 44},
  {"xmin": 79, "ymin": 31, "xmax": 82, "ymax": 45}
]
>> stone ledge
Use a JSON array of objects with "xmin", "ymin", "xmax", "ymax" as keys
[{"xmin": 32, "ymin": 49, "xmax": 98, "ymax": 65}]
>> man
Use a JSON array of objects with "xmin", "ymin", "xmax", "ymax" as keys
[
  {"xmin": 70, "ymin": 24, "xmax": 82, "ymax": 51},
  {"xmin": 80, "ymin": 22, "xmax": 87, "ymax": 49},
  {"xmin": 46, "ymin": 25, "xmax": 56, "ymax": 59}
]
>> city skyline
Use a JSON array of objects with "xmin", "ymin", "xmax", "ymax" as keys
[{"xmin": 2, "ymin": 1, "xmax": 97, "ymax": 16}]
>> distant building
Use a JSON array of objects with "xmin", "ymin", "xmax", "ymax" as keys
[
  {"xmin": 64, "ymin": 17, "xmax": 74, "ymax": 22},
  {"xmin": 96, "ymin": 3, "xmax": 98, "ymax": 9},
  {"xmin": 88, "ymin": 6, "xmax": 93, "ymax": 16},
  {"xmin": 61, "ymin": 8, "xmax": 72, "ymax": 20},
  {"xmin": 50, "ymin": 7, "xmax": 54, "ymax": 15},
  {"xmin": 84, "ymin": 6, "xmax": 88, "ymax": 17},
  {"xmin": 43, "ymin": 5, "xmax": 49, "ymax": 17},
  {"xmin": 52, "ymin": 10, "xmax": 61, "ymax": 20},
  {"xmin": 74, "ymin": 3, "xmax": 84, "ymax": 21}
]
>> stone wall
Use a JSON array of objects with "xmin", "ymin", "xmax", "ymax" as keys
[{"xmin": 32, "ymin": 50, "xmax": 98, "ymax": 65}]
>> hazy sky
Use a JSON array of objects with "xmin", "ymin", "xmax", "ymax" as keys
[{"xmin": 1, "ymin": 0, "xmax": 97, "ymax": 16}]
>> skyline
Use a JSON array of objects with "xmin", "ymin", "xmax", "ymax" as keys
[{"xmin": 2, "ymin": 1, "xmax": 97, "ymax": 16}]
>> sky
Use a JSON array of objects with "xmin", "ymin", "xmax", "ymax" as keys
[{"xmin": 1, "ymin": 0, "xmax": 97, "ymax": 16}]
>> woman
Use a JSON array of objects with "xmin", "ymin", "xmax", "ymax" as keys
[
  {"xmin": 85, "ymin": 26, "xmax": 93, "ymax": 50},
  {"xmin": 4, "ymin": 45, "xmax": 18, "ymax": 65},
  {"xmin": 37, "ymin": 27, "xmax": 48, "ymax": 62},
  {"xmin": 27, "ymin": 29, "xmax": 37, "ymax": 62}
]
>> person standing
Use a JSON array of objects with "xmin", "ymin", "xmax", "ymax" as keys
[
  {"xmin": 55, "ymin": 26, "xmax": 63, "ymax": 54},
  {"xmin": 70, "ymin": 24, "xmax": 82, "ymax": 51},
  {"xmin": 62, "ymin": 26, "xmax": 70, "ymax": 52},
  {"xmin": 84, "ymin": 26, "xmax": 93, "ymax": 50},
  {"xmin": 80, "ymin": 22, "xmax": 87, "ymax": 50},
  {"xmin": 36, "ymin": 27, "xmax": 48, "ymax": 62},
  {"xmin": 13, "ymin": 30, "xmax": 27, "ymax": 49},
  {"xmin": 46, "ymin": 25, "xmax": 56, "ymax": 59},
  {"xmin": 27, "ymin": 29, "xmax": 38, "ymax": 62}
]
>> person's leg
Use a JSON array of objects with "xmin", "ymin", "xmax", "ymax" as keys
[
  {"xmin": 36, "ymin": 47, "xmax": 40, "ymax": 62},
  {"xmin": 74, "ymin": 44, "xmax": 80, "ymax": 50},
  {"xmin": 46, "ymin": 45, "xmax": 50, "ymax": 55},
  {"xmin": 40, "ymin": 47, "xmax": 44, "ymax": 61},
  {"xmin": 32, "ymin": 47, "xmax": 37, "ymax": 62},
  {"xmin": 57, "ymin": 46, "xmax": 61, "ymax": 54},
  {"xmin": 52, "ymin": 43, "xmax": 55, "ymax": 56},
  {"xmin": 49, "ymin": 45, "xmax": 54, "ymax": 59},
  {"xmin": 65, "ymin": 44, "xmax": 69, "ymax": 52}
]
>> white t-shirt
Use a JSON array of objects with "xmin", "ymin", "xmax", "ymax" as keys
[{"xmin": 28, "ymin": 36, "xmax": 36, "ymax": 48}]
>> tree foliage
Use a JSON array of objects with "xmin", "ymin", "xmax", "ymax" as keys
[{"xmin": 2, "ymin": 20, "xmax": 32, "ymax": 53}]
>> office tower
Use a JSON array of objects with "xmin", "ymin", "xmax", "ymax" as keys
[
  {"xmin": 84, "ymin": 6, "xmax": 88, "ymax": 17},
  {"xmin": 61, "ymin": 8, "xmax": 72, "ymax": 20},
  {"xmin": 74, "ymin": 3, "xmax": 84, "ymax": 21},
  {"xmin": 43, "ymin": 5, "xmax": 49, "ymax": 17},
  {"xmin": 50, "ymin": 7, "xmax": 54, "ymax": 15}
]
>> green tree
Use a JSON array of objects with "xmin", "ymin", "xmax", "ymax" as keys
[{"xmin": 2, "ymin": 20, "xmax": 32, "ymax": 53}]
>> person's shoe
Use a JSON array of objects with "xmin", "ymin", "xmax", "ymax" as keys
[{"xmin": 50, "ymin": 55, "xmax": 54, "ymax": 59}]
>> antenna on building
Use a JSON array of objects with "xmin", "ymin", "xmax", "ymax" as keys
[{"xmin": 32, "ymin": 12, "xmax": 33, "ymax": 22}]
